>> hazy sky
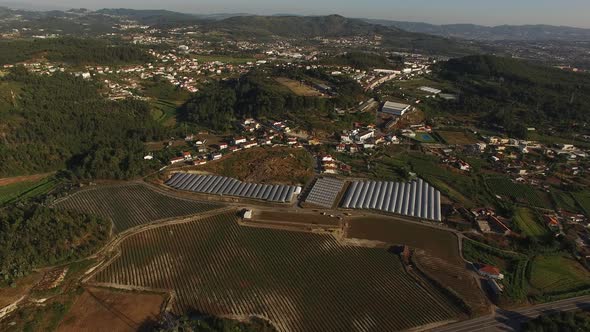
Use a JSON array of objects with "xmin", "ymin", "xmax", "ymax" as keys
[{"xmin": 9, "ymin": 0, "xmax": 590, "ymax": 28}]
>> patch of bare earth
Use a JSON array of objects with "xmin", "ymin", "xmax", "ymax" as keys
[
  {"xmin": 57, "ymin": 287, "xmax": 166, "ymax": 332},
  {"xmin": 413, "ymin": 250, "xmax": 491, "ymax": 316},
  {"xmin": 0, "ymin": 172, "xmax": 53, "ymax": 187}
]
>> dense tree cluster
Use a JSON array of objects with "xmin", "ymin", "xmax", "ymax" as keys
[
  {"xmin": 181, "ymin": 69, "xmax": 366, "ymax": 132},
  {"xmin": 0, "ymin": 68, "xmax": 164, "ymax": 178},
  {"xmin": 321, "ymin": 51, "xmax": 403, "ymax": 70},
  {"xmin": 521, "ymin": 310, "xmax": 590, "ymax": 332},
  {"xmin": 0, "ymin": 37, "xmax": 153, "ymax": 65},
  {"xmin": 156, "ymin": 313, "xmax": 276, "ymax": 332},
  {"xmin": 0, "ymin": 204, "xmax": 110, "ymax": 284},
  {"xmin": 431, "ymin": 55, "xmax": 590, "ymax": 137}
]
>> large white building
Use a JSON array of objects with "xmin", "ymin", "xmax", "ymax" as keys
[
  {"xmin": 419, "ymin": 86, "xmax": 442, "ymax": 95},
  {"xmin": 381, "ymin": 101, "xmax": 411, "ymax": 116}
]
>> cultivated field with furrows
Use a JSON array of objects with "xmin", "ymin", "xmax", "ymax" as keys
[
  {"xmin": 54, "ymin": 184, "xmax": 223, "ymax": 233},
  {"xmin": 92, "ymin": 212, "xmax": 463, "ymax": 332}
]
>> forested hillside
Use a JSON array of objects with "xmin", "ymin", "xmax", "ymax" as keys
[
  {"xmin": 430, "ymin": 55, "xmax": 590, "ymax": 136},
  {"xmin": 181, "ymin": 68, "xmax": 365, "ymax": 131},
  {"xmin": 0, "ymin": 204, "xmax": 110, "ymax": 284},
  {"xmin": 0, "ymin": 38, "xmax": 153, "ymax": 66},
  {"xmin": 0, "ymin": 68, "xmax": 164, "ymax": 178}
]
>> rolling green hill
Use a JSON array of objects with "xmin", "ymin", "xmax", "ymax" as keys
[{"xmin": 206, "ymin": 14, "xmax": 479, "ymax": 55}]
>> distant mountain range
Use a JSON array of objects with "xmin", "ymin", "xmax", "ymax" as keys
[{"xmin": 364, "ymin": 19, "xmax": 590, "ymax": 42}]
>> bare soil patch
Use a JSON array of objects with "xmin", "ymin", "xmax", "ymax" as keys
[
  {"xmin": 199, "ymin": 147, "xmax": 314, "ymax": 185},
  {"xmin": 0, "ymin": 172, "xmax": 53, "ymax": 187},
  {"xmin": 254, "ymin": 210, "xmax": 340, "ymax": 227},
  {"xmin": 275, "ymin": 77, "xmax": 324, "ymax": 97},
  {"xmin": 413, "ymin": 250, "xmax": 491, "ymax": 316},
  {"xmin": 57, "ymin": 287, "xmax": 165, "ymax": 332},
  {"xmin": 347, "ymin": 216, "xmax": 461, "ymax": 264}
]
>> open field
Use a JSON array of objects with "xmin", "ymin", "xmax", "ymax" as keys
[
  {"xmin": 551, "ymin": 190, "xmax": 581, "ymax": 214},
  {"xmin": 0, "ymin": 273, "xmax": 43, "ymax": 309},
  {"xmin": 57, "ymin": 287, "xmax": 165, "ymax": 332},
  {"xmin": 413, "ymin": 250, "xmax": 491, "ymax": 316},
  {"xmin": 573, "ymin": 191, "xmax": 590, "ymax": 217},
  {"xmin": 513, "ymin": 207, "xmax": 548, "ymax": 237},
  {"xmin": 54, "ymin": 184, "xmax": 222, "ymax": 233},
  {"xmin": 485, "ymin": 177, "xmax": 550, "ymax": 208},
  {"xmin": 436, "ymin": 131, "xmax": 479, "ymax": 145},
  {"xmin": 150, "ymin": 99, "xmax": 178, "ymax": 127},
  {"xmin": 0, "ymin": 175, "xmax": 57, "ymax": 205},
  {"xmin": 275, "ymin": 77, "xmax": 324, "ymax": 97},
  {"xmin": 346, "ymin": 216, "xmax": 461, "ymax": 264},
  {"xmin": 198, "ymin": 147, "xmax": 314, "ymax": 185},
  {"xmin": 93, "ymin": 212, "xmax": 462, "ymax": 331},
  {"xmin": 530, "ymin": 255, "xmax": 590, "ymax": 295}
]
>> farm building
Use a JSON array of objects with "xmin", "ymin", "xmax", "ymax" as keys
[
  {"xmin": 341, "ymin": 178, "xmax": 442, "ymax": 221},
  {"xmin": 166, "ymin": 173, "xmax": 302, "ymax": 203},
  {"xmin": 381, "ymin": 101, "xmax": 411, "ymax": 116},
  {"xmin": 477, "ymin": 265, "xmax": 504, "ymax": 280}
]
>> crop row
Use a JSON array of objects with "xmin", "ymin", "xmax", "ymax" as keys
[
  {"xmin": 94, "ymin": 212, "xmax": 462, "ymax": 332},
  {"xmin": 55, "ymin": 184, "xmax": 222, "ymax": 232}
]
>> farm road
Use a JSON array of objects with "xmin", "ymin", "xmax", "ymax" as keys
[{"xmin": 433, "ymin": 295, "xmax": 590, "ymax": 332}]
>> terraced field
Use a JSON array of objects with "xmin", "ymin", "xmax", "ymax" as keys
[
  {"xmin": 485, "ymin": 177, "xmax": 549, "ymax": 208},
  {"xmin": 93, "ymin": 212, "xmax": 463, "ymax": 332},
  {"xmin": 54, "ymin": 184, "xmax": 222, "ymax": 233},
  {"xmin": 530, "ymin": 255, "xmax": 590, "ymax": 294}
]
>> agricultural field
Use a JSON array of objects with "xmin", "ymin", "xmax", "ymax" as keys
[
  {"xmin": 436, "ymin": 131, "xmax": 479, "ymax": 145},
  {"xmin": 513, "ymin": 207, "xmax": 548, "ymax": 238},
  {"xmin": 347, "ymin": 216, "xmax": 461, "ymax": 264},
  {"xmin": 150, "ymin": 99, "xmax": 179, "ymax": 127},
  {"xmin": 0, "ymin": 175, "xmax": 58, "ymax": 205},
  {"xmin": 485, "ymin": 177, "xmax": 550, "ymax": 208},
  {"xmin": 275, "ymin": 77, "xmax": 324, "ymax": 97},
  {"xmin": 198, "ymin": 147, "xmax": 314, "ymax": 185},
  {"xmin": 550, "ymin": 190, "xmax": 581, "ymax": 214},
  {"xmin": 573, "ymin": 191, "xmax": 590, "ymax": 217},
  {"xmin": 93, "ymin": 212, "xmax": 463, "ymax": 332},
  {"xmin": 54, "ymin": 184, "xmax": 222, "ymax": 233},
  {"xmin": 529, "ymin": 255, "xmax": 590, "ymax": 295},
  {"xmin": 57, "ymin": 287, "xmax": 165, "ymax": 332}
]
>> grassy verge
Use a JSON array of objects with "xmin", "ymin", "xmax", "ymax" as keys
[
  {"xmin": 513, "ymin": 207, "xmax": 548, "ymax": 238},
  {"xmin": 0, "ymin": 176, "xmax": 58, "ymax": 205}
]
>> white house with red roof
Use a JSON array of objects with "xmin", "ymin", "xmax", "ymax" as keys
[{"xmin": 477, "ymin": 265, "xmax": 504, "ymax": 280}]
